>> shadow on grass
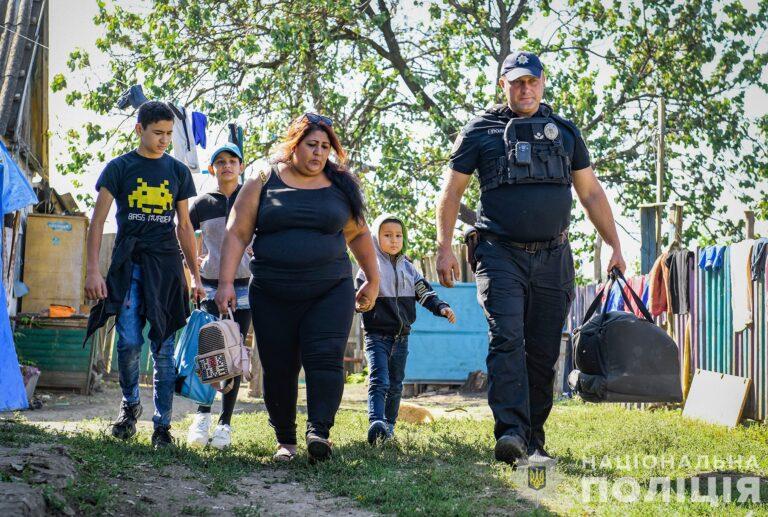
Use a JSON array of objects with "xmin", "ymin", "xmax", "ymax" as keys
[
  {"xmin": 2, "ymin": 412, "xmax": 561, "ymax": 516},
  {"xmin": 281, "ymin": 417, "xmax": 560, "ymax": 516}
]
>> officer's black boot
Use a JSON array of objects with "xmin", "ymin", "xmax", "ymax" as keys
[
  {"xmin": 111, "ymin": 401, "xmax": 142, "ymax": 440},
  {"xmin": 494, "ymin": 434, "xmax": 527, "ymax": 466},
  {"xmin": 528, "ymin": 446, "xmax": 557, "ymax": 467}
]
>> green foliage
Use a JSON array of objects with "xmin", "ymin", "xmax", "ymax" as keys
[
  {"xmin": 345, "ymin": 367, "xmax": 368, "ymax": 384},
  {"xmin": 50, "ymin": 73, "xmax": 67, "ymax": 92},
  {"xmin": 56, "ymin": 0, "xmax": 768, "ymax": 261}
]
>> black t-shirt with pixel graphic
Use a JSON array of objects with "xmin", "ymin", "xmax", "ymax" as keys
[{"xmin": 96, "ymin": 151, "xmax": 196, "ymax": 243}]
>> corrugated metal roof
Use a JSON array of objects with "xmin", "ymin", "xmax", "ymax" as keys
[{"xmin": 0, "ymin": 0, "xmax": 45, "ymax": 140}]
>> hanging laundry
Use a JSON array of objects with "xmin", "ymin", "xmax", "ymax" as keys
[
  {"xmin": 192, "ymin": 112, "xmax": 207, "ymax": 149},
  {"xmin": 698, "ymin": 245, "xmax": 726, "ymax": 271},
  {"xmin": 730, "ymin": 240, "xmax": 754, "ymax": 332},
  {"xmin": 648, "ymin": 252, "xmax": 670, "ymax": 317},
  {"xmin": 228, "ymin": 123, "xmax": 244, "ymax": 156},
  {"xmin": 751, "ymin": 238, "xmax": 768, "ymax": 280},
  {"xmin": 116, "ymin": 84, "xmax": 149, "ymax": 110},
  {"xmin": 237, "ymin": 126, "xmax": 244, "ymax": 154},
  {"xmin": 665, "ymin": 249, "xmax": 695, "ymax": 315},
  {"xmin": 622, "ymin": 276, "xmax": 647, "ymax": 318},
  {"xmin": 168, "ymin": 103, "xmax": 201, "ymax": 174},
  {"xmin": 603, "ymin": 281, "xmax": 625, "ymax": 312}
]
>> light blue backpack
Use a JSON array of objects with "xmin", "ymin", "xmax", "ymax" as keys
[{"xmin": 174, "ymin": 309, "xmax": 217, "ymax": 405}]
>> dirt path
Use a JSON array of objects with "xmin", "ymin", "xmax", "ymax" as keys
[
  {"xmin": 102, "ymin": 463, "xmax": 376, "ymax": 516},
  {"xmin": 14, "ymin": 382, "xmax": 491, "ymax": 516},
  {"xmin": 24, "ymin": 382, "xmax": 492, "ymax": 433},
  {"xmin": 23, "ymin": 382, "xmax": 267, "ymax": 434}
]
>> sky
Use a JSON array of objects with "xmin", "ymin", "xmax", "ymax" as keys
[{"xmin": 48, "ymin": 0, "xmax": 768, "ymax": 278}]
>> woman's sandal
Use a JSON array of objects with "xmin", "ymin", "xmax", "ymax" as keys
[
  {"xmin": 306, "ymin": 434, "xmax": 333, "ymax": 464},
  {"xmin": 273, "ymin": 446, "xmax": 296, "ymax": 462}
]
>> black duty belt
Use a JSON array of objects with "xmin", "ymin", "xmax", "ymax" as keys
[{"xmin": 479, "ymin": 230, "xmax": 568, "ymax": 253}]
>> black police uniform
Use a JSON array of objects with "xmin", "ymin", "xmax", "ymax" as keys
[{"xmin": 449, "ymin": 102, "xmax": 591, "ymax": 451}]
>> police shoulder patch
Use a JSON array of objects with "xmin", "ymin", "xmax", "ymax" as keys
[{"xmin": 549, "ymin": 113, "xmax": 581, "ymax": 137}]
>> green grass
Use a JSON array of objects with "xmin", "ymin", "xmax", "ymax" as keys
[{"xmin": 2, "ymin": 401, "xmax": 768, "ymax": 516}]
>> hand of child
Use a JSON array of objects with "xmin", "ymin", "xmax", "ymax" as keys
[{"xmin": 441, "ymin": 307, "xmax": 456, "ymax": 323}]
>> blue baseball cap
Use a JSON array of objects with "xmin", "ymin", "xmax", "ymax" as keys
[
  {"xmin": 501, "ymin": 51, "xmax": 544, "ymax": 81},
  {"xmin": 209, "ymin": 142, "xmax": 243, "ymax": 165}
]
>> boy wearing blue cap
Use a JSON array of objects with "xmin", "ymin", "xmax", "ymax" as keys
[{"xmin": 186, "ymin": 143, "xmax": 253, "ymax": 449}]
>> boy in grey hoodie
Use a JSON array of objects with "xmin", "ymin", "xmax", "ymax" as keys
[{"xmin": 356, "ymin": 214, "xmax": 456, "ymax": 444}]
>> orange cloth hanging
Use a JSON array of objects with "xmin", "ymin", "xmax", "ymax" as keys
[{"xmin": 648, "ymin": 252, "xmax": 670, "ymax": 317}]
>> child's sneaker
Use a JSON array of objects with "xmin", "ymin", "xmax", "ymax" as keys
[
  {"xmin": 210, "ymin": 424, "xmax": 232, "ymax": 449},
  {"xmin": 186, "ymin": 413, "xmax": 211, "ymax": 447},
  {"xmin": 367, "ymin": 420, "xmax": 389, "ymax": 445}
]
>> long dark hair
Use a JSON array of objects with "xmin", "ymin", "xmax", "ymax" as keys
[{"xmin": 272, "ymin": 115, "xmax": 366, "ymax": 223}]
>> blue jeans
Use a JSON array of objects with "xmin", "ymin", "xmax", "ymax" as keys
[
  {"xmin": 115, "ymin": 265, "xmax": 176, "ymax": 429},
  {"xmin": 365, "ymin": 333, "xmax": 409, "ymax": 430}
]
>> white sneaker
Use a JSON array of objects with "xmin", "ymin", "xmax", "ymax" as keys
[
  {"xmin": 210, "ymin": 424, "xmax": 232, "ymax": 449},
  {"xmin": 186, "ymin": 413, "xmax": 211, "ymax": 447}
]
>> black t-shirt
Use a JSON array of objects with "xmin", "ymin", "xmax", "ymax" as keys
[
  {"xmin": 449, "ymin": 104, "xmax": 591, "ymax": 241},
  {"xmin": 96, "ymin": 151, "xmax": 196, "ymax": 243},
  {"xmin": 251, "ymin": 167, "xmax": 352, "ymax": 280}
]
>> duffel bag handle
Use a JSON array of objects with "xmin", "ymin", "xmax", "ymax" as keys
[
  {"xmin": 610, "ymin": 267, "xmax": 654, "ymax": 323},
  {"xmin": 580, "ymin": 268, "xmax": 653, "ymax": 325}
]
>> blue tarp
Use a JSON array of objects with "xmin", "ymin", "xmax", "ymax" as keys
[
  {"xmin": 1, "ymin": 141, "xmax": 38, "ymax": 214},
  {"xmin": 0, "ymin": 142, "xmax": 38, "ymax": 411},
  {"xmin": 406, "ymin": 283, "xmax": 488, "ymax": 382}
]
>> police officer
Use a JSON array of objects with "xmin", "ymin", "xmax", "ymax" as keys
[{"xmin": 436, "ymin": 51, "xmax": 626, "ymax": 466}]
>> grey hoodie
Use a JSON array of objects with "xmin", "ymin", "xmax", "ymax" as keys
[{"xmin": 356, "ymin": 213, "xmax": 449, "ymax": 336}]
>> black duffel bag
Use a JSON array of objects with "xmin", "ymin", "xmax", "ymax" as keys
[{"xmin": 568, "ymin": 268, "xmax": 682, "ymax": 403}]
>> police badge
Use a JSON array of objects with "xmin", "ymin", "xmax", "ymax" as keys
[{"xmin": 544, "ymin": 122, "xmax": 559, "ymax": 140}]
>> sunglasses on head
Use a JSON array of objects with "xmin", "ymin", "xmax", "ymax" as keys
[{"xmin": 303, "ymin": 112, "xmax": 333, "ymax": 127}]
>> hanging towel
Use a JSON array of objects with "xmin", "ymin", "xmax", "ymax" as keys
[
  {"xmin": 648, "ymin": 252, "xmax": 670, "ymax": 317},
  {"xmin": 730, "ymin": 239, "xmax": 754, "ymax": 332},
  {"xmin": 751, "ymin": 238, "xmax": 768, "ymax": 280},
  {"xmin": 168, "ymin": 104, "xmax": 200, "ymax": 174},
  {"xmin": 665, "ymin": 249, "xmax": 695, "ymax": 315},
  {"xmin": 698, "ymin": 245, "xmax": 726, "ymax": 271},
  {"xmin": 192, "ymin": 112, "xmax": 207, "ymax": 149}
]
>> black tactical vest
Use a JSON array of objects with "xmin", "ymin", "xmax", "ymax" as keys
[{"xmin": 478, "ymin": 104, "xmax": 572, "ymax": 192}]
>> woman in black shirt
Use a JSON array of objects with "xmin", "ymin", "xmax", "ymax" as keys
[{"xmin": 216, "ymin": 113, "xmax": 379, "ymax": 462}]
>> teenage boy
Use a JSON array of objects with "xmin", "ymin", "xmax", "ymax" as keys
[
  {"xmin": 186, "ymin": 143, "xmax": 253, "ymax": 448},
  {"xmin": 85, "ymin": 100, "xmax": 205, "ymax": 449}
]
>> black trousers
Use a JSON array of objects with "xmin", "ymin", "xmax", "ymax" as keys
[
  {"xmin": 197, "ymin": 300, "xmax": 252, "ymax": 425},
  {"xmin": 249, "ymin": 277, "xmax": 354, "ymax": 445},
  {"xmin": 475, "ymin": 238, "xmax": 574, "ymax": 450}
]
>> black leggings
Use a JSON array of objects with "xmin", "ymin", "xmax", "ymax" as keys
[
  {"xmin": 249, "ymin": 277, "xmax": 354, "ymax": 445},
  {"xmin": 196, "ymin": 300, "xmax": 252, "ymax": 426}
]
